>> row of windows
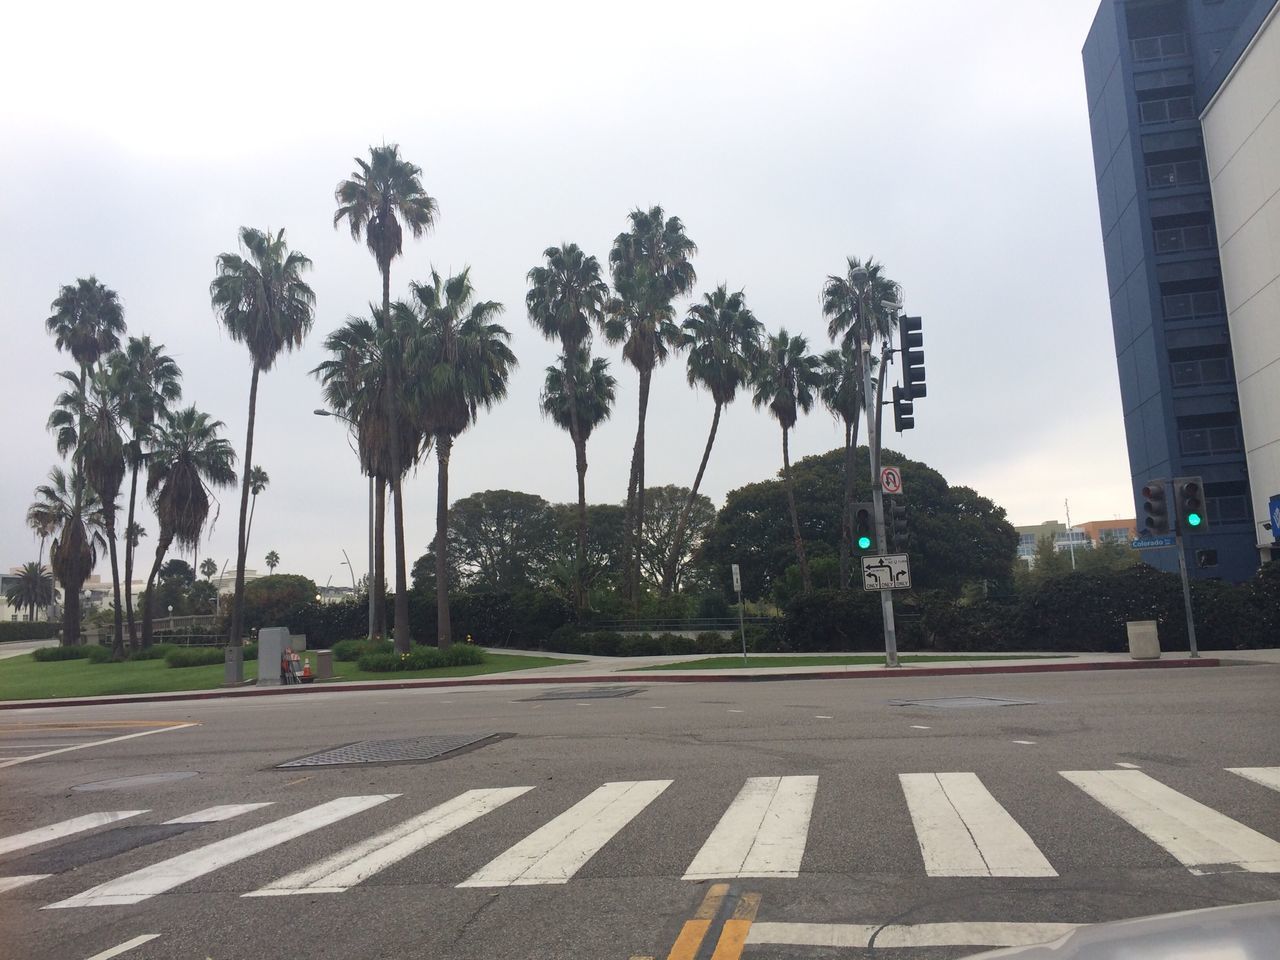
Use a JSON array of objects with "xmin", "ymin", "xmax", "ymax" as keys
[
  {"xmin": 1154, "ymin": 223, "xmax": 1214, "ymax": 254},
  {"xmin": 1163, "ymin": 289, "xmax": 1222, "ymax": 320},
  {"xmin": 1147, "ymin": 159, "xmax": 1204, "ymax": 189},
  {"xmin": 1177, "ymin": 410, "xmax": 1243, "ymax": 456},
  {"xmin": 1131, "ymin": 33, "xmax": 1189, "ymax": 62},
  {"xmin": 1139, "ymin": 96, "xmax": 1196, "ymax": 124}
]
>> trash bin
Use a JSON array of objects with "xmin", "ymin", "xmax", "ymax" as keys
[
  {"xmin": 315, "ymin": 649, "xmax": 333, "ymax": 681},
  {"xmin": 1127, "ymin": 620, "xmax": 1160, "ymax": 660}
]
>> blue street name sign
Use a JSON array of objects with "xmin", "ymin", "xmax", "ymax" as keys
[{"xmin": 1131, "ymin": 535, "xmax": 1177, "ymax": 549}]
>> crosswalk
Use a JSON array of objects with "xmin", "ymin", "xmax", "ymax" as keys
[{"xmin": 0, "ymin": 766, "xmax": 1275, "ymax": 909}]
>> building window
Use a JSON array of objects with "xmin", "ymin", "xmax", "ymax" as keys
[
  {"xmin": 1177, "ymin": 412, "xmax": 1242, "ymax": 456},
  {"xmin": 1154, "ymin": 223, "xmax": 1213, "ymax": 254},
  {"xmin": 1169, "ymin": 345, "xmax": 1232, "ymax": 387},
  {"xmin": 1204, "ymin": 481, "xmax": 1249, "ymax": 522},
  {"xmin": 1139, "ymin": 95, "xmax": 1196, "ymax": 123},
  {"xmin": 1162, "ymin": 289, "xmax": 1222, "ymax": 321},
  {"xmin": 1130, "ymin": 33, "xmax": 1190, "ymax": 62},
  {"xmin": 1146, "ymin": 159, "xmax": 1204, "ymax": 188}
]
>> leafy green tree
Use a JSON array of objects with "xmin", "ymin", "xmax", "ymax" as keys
[
  {"xmin": 209, "ymin": 227, "xmax": 314, "ymax": 656},
  {"xmin": 245, "ymin": 467, "xmax": 269, "ymax": 553},
  {"xmin": 639, "ymin": 485, "xmax": 716, "ymax": 593},
  {"xmin": 334, "ymin": 144, "xmax": 438, "ymax": 649},
  {"xmin": 421, "ymin": 490, "xmax": 559, "ymax": 592},
  {"xmin": 660, "ymin": 285, "xmax": 761, "ymax": 596},
  {"xmin": 141, "ymin": 407, "xmax": 237, "ymax": 646},
  {"xmin": 5, "ymin": 562, "xmax": 56, "ymax": 622},
  {"xmin": 605, "ymin": 206, "xmax": 697, "ymax": 603},
  {"xmin": 752, "ymin": 329, "xmax": 822, "ymax": 594},
  {"xmin": 265, "ymin": 550, "xmax": 280, "ymax": 573},
  {"xmin": 550, "ymin": 503, "xmax": 627, "ymax": 597},
  {"xmin": 1075, "ymin": 536, "xmax": 1140, "ymax": 574},
  {"xmin": 1030, "ymin": 535, "xmax": 1074, "ymax": 579},
  {"xmin": 409, "ymin": 268, "xmax": 516, "ymax": 648},
  {"xmin": 26, "ymin": 467, "xmax": 106, "ymax": 645}
]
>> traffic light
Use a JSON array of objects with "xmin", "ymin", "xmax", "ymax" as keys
[
  {"xmin": 1141, "ymin": 479, "xmax": 1170, "ymax": 535},
  {"xmin": 1195, "ymin": 549, "xmax": 1218, "ymax": 568},
  {"xmin": 1175, "ymin": 476, "xmax": 1209, "ymax": 532},
  {"xmin": 887, "ymin": 499, "xmax": 909, "ymax": 551},
  {"xmin": 892, "ymin": 385, "xmax": 914, "ymax": 432},
  {"xmin": 899, "ymin": 315, "xmax": 926, "ymax": 399},
  {"xmin": 852, "ymin": 502, "xmax": 875, "ymax": 552}
]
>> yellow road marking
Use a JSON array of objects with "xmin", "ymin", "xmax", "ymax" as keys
[
  {"xmin": 695, "ymin": 883, "xmax": 729, "ymax": 919},
  {"xmin": 664, "ymin": 883, "xmax": 729, "ymax": 960},
  {"xmin": 709, "ymin": 892, "xmax": 761, "ymax": 960}
]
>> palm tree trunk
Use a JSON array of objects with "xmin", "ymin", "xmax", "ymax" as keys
[
  {"xmin": 660, "ymin": 402, "xmax": 722, "ymax": 597},
  {"xmin": 140, "ymin": 533, "xmax": 173, "ymax": 648},
  {"xmin": 782, "ymin": 426, "xmax": 811, "ymax": 594},
  {"xmin": 378, "ymin": 263, "xmax": 412, "ymax": 653},
  {"xmin": 229, "ymin": 363, "xmax": 260, "ymax": 647},
  {"xmin": 573, "ymin": 433, "xmax": 589, "ymax": 612},
  {"xmin": 434, "ymin": 435, "xmax": 453, "ymax": 649},
  {"xmin": 245, "ymin": 493, "xmax": 258, "ymax": 554},
  {"xmin": 63, "ymin": 585, "xmax": 81, "ymax": 648},
  {"xmin": 839, "ymin": 410, "xmax": 862, "ymax": 590},
  {"xmin": 104, "ymin": 509, "xmax": 124, "ymax": 659},
  {"xmin": 391, "ymin": 474, "xmax": 412, "ymax": 652},
  {"xmin": 374, "ymin": 477, "xmax": 387, "ymax": 639},
  {"xmin": 123, "ymin": 461, "xmax": 140, "ymax": 649},
  {"xmin": 628, "ymin": 367, "xmax": 653, "ymax": 607}
]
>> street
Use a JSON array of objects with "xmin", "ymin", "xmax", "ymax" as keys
[{"xmin": 1, "ymin": 663, "xmax": 1278, "ymax": 960}]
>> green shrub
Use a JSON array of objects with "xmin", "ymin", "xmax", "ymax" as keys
[
  {"xmin": 356, "ymin": 644, "xmax": 484, "ymax": 672},
  {"xmin": 129, "ymin": 643, "xmax": 178, "ymax": 661},
  {"xmin": 164, "ymin": 647, "xmax": 225, "ymax": 668},
  {"xmin": 587, "ymin": 631, "xmax": 624, "ymax": 657},
  {"xmin": 33, "ymin": 645, "xmax": 92, "ymax": 661},
  {"xmin": 242, "ymin": 642, "xmax": 258, "ymax": 661},
  {"xmin": 441, "ymin": 644, "xmax": 485, "ymax": 667},
  {"xmin": 357, "ymin": 651, "xmax": 401, "ymax": 672},
  {"xmin": 0, "ymin": 621, "xmax": 60, "ymax": 643},
  {"xmin": 401, "ymin": 647, "xmax": 443, "ymax": 670},
  {"xmin": 85, "ymin": 645, "xmax": 115, "ymax": 663},
  {"xmin": 407, "ymin": 588, "xmax": 573, "ymax": 648},
  {"xmin": 784, "ymin": 589, "xmax": 883, "ymax": 651},
  {"xmin": 619, "ymin": 633, "xmax": 665, "ymax": 657},
  {"xmin": 332, "ymin": 639, "xmax": 367, "ymax": 662},
  {"xmin": 663, "ymin": 633, "xmax": 698, "ymax": 655},
  {"xmin": 544, "ymin": 624, "xmax": 589, "ymax": 654}
]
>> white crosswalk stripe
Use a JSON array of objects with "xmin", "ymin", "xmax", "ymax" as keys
[
  {"xmin": 0, "ymin": 875, "xmax": 50, "ymax": 893},
  {"xmin": 45, "ymin": 795, "xmax": 398, "ymax": 908},
  {"xmin": 246, "ymin": 787, "xmax": 532, "ymax": 896},
  {"xmin": 458, "ymin": 780, "xmax": 671, "ymax": 887},
  {"xmin": 1227, "ymin": 767, "xmax": 1280, "ymax": 794},
  {"xmin": 684, "ymin": 776, "xmax": 817, "ymax": 880},
  {"xmin": 0, "ymin": 811, "xmax": 147, "ymax": 857},
  {"xmin": 1063, "ymin": 770, "xmax": 1280, "ymax": 874},
  {"xmin": 165, "ymin": 803, "xmax": 274, "ymax": 824},
  {"xmin": 900, "ymin": 773, "xmax": 1056, "ymax": 877}
]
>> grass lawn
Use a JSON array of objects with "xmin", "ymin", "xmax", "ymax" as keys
[
  {"xmin": 0, "ymin": 652, "xmax": 575, "ymax": 701},
  {"xmin": 629, "ymin": 653, "xmax": 1073, "ymax": 671}
]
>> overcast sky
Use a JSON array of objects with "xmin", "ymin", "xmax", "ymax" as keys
[{"xmin": 0, "ymin": 0, "xmax": 1127, "ymax": 588}]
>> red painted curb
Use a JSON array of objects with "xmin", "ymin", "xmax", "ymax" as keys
[{"xmin": 0, "ymin": 656, "xmax": 1221, "ymax": 710}]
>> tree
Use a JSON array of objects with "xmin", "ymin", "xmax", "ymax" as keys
[
  {"xmin": 109, "ymin": 336, "xmax": 181, "ymax": 648},
  {"xmin": 638, "ymin": 485, "xmax": 716, "ymax": 593},
  {"xmin": 409, "ymin": 268, "xmax": 516, "ymax": 649},
  {"xmin": 818, "ymin": 344, "xmax": 874, "ymax": 589},
  {"xmin": 265, "ymin": 550, "xmax": 280, "ymax": 573},
  {"xmin": 752, "ymin": 330, "xmax": 822, "ymax": 594},
  {"xmin": 209, "ymin": 226, "xmax": 314, "ymax": 659},
  {"xmin": 141, "ymin": 407, "xmax": 237, "ymax": 647},
  {"xmin": 5, "ymin": 562, "xmax": 56, "ymax": 622},
  {"xmin": 605, "ymin": 206, "xmax": 697, "ymax": 604},
  {"xmin": 526, "ymin": 243, "xmax": 611, "ymax": 608},
  {"xmin": 660, "ymin": 285, "xmax": 761, "ymax": 596},
  {"xmin": 334, "ymin": 144, "xmax": 438, "ymax": 650},
  {"xmin": 26, "ymin": 467, "xmax": 105, "ymax": 645},
  {"xmin": 550, "ymin": 503, "xmax": 627, "ymax": 596},
  {"xmin": 539, "ymin": 347, "xmax": 616, "ymax": 605},
  {"xmin": 200, "ymin": 557, "xmax": 218, "ymax": 580},
  {"xmin": 415, "ymin": 490, "xmax": 558, "ymax": 592},
  {"xmin": 244, "ymin": 467, "xmax": 269, "ymax": 553}
]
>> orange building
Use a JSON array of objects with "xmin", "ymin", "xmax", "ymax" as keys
[{"xmin": 1078, "ymin": 519, "xmax": 1138, "ymax": 545}]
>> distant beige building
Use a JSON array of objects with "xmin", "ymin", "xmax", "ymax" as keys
[{"xmin": 1015, "ymin": 518, "xmax": 1138, "ymax": 567}]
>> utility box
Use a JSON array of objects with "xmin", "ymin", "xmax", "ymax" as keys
[
  {"xmin": 315, "ymin": 649, "xmax": 333, "ymax": 681},
  {"xmin": 257, "ymin": 627, "xmax": 307, "ymax": 685},
  {"xmin": 1126, "ymin": 620, "xmax": 1161, "ymax": 660}
]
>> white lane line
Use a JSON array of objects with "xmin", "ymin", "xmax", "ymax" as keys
[
  {"xmin": 247, "ymin": 787, "xmax": 532, "ymax": 896},
  {"xmin": 747, "ymin": 921, "xmax": 1080, "ymax": 948},
  {"xmin": 684, "ymin": 776, "xmax": 818, "ymax": 880},
  {"xmin": 728, "ymin": 709, "xmax": 744, "ymax": 714},
  {"xmin": 0, "ymin": 811, "xmax": 147, "ymax": 856},
  {"xmin": 1115, "ymin": 762, "xmax": 1141, "ymax": 769},
  {"xmin": 814, "ymin": 715, "xmax": 833, "ymax": 720},
  {"xmin": 0, "ymin": 874, "xmax": 51, "ymax": 892},
  {"xmin": 0, "ymin": 724, "xmax": 198, "ymax": 769},
  {"xmin": 458, "ymin": 780, "xmax": 671, "ymax": 887},
  {"xmin": 84, "ymin": 934, "xmax": 160, "ymax": 959},
  {"xmin": 46, "ymin": 795, "xmax": 398, "ymax": 908},
  {"xmin": 900, "ymin": 773, "xmax": 1056, "ymax": 877},
  {"xmin": 1063, "ymin": 770, "xmax": 1280, "ymax": 874},
  {"xmin": 1228, "ymin": 767, "xmax": 1280, "ymax": 793},
  {"xmin": 649, "ymin": 706, "xmax": 666, "ymax": 710},
  {"xmin": 164, "ymin": 803, "xmax": 274, "ymax": 824},
  {"xmin": 910, "ymin": 725, "xmax": 931, "ymax": 730},
  {"xmin": 1012, "ymin": 740, "xmax": 1036, "ymax": 745}
]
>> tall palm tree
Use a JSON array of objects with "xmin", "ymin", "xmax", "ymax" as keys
[
  {"xmin": 108, "ymin": 337, "xmax": 182, "ymax": 648},
  {"xmin": 526, "ymin": 243, "xmax": 610, "ymax": 608},
  {"xmin": 605, "ymin": 206, "xmax": 697, "ymax": 603},
  {"xmin": 409, "ymin": 268, "xmax": 516, "ymax": 649},
  {"xmin": 265, "ymin": 550, "xmax": 280, "ymax": 573},
  {"xmin": 244, "ymin": 467, "xmax": 269, "ymax": 552},
  {"xmin": 659, "ymin": 286, "xmax": 762, "ymax": 596},
  {"xmin": 334, "ymin": 145, "xmax": 438, "ymax": 648},
  {"xmin": 200, "ymin": 557, "xmax": 218, "ymax": 580},
  {"xmin": 141, "ymin": 407, "xmax": 237, "ymax": 647},
  {"xmin": 752, "ymin": 330, "xmax": 822, "ymax": 594},
  {"xmin": 209, "ymin": 227, "xmax": 314, "ymax": 661},
  {"xmin": 540, "ymin": 348, "xmax": 617, "ymax": 605},
  {"xmin": 5, "ymin": 562, "xmax": 57, "ymax": 623},
  {"xmin": 26, "ymin": 467, "xmax": 106, "ymax": 645},
  {"xmin": 818, "ymin": 345, "xmax": 876, "ymax": 589}
]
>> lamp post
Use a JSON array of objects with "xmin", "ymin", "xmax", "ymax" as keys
[{"xmin": 314, "ymin": 409, "xmax": 375, "ymax": 643}]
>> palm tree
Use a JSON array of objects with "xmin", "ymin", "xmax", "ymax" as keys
[
  {"xmin": 334, "ymin": 145, "xmax": 438, "ymax": 648},
  {"xmin": 200, "ymin": 557, "xmax": 218, "ymax": 580},
  {"xmin": 141, "ymin": 407, "xmax": 237, "ymax": 647},
  {"xmin": 819, "ymin": 345, "xmax": 875, "ymax": 589},
  {"xmin": 409, "ymin": 268, "xmax": 516, "ymax": 649},
  {"xmin": 540, "ymin": 348, "xmax": 617, "ymax": 605},
  {"xmin": 659, "ymin": 286, "xmax": 762, "ymax": 596},
  {"xmin": 244, "ymin": 467, "xmax": 269, "ymax": 552},
  {"xmin": 209, "ymin": 227, "xmax": 314, "ymax": 661},
  {"xmin": 605, "ymin": 206, "xmax": 697, "ymax": 603},
  {"xmin": 5, "ymin": 562, "xmax": 57, "ymax": 623},
  {"xmin": 108, "ymin": 337, "xmax": 182, "ymax": 648},
  {"xmin": 26, "ymin": 467, "xmax": 106, "ymax": 645},
  {"xmin": 265, "ymin": 550, "xmax": 280, "ymax": 573},
  {"xmin": 526, "ymin": 243, "xmax": 610, "ymax": 608},
  {"xmin": 752, "ymin": 329, "xmax": 822, "ymax": 594}
]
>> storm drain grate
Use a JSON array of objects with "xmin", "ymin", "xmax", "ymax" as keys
[
  {"xmin": 277, "ymin": 732, "xmax": 501, "ymax": 768},
  {"xmin": 889, "ymin": 696, "xmax": 1036, "ymax": 709},
  {"xmin": 523, "ymin": 687, "xmax": 642, "ymax": 701}
]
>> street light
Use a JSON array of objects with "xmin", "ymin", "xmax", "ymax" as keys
[{"xmin": 314, "ymin": 409, "xmax": 376, "ymax": 642}]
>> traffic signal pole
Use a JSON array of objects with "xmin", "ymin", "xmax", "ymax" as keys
[
  {"xmin": 1174, "ymin": 530, "xmax": 1199, "ymax": 658},
  {"xmin": 862, "ymin": 341, "xmax": 899, "ymax": 668}
]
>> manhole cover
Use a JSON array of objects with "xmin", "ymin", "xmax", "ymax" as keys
[
  {"xmin": 523, "ymin": 687, "xmax": 641, "ymax": 701},
  {"xmin": 277, "ymin": 733, "xmax": 502, "ymax": 768},
  {"xmin": 74, "ymin": 772, "xmax": 199, "ymax": 791},
  {"xmin": 889, "ymin": 696, "xmax": 1036, "ymax": 709}
]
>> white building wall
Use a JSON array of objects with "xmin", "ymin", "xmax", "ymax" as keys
[{"xmin": 1202, "ymin": 2, "xmax": 1280, "ymax": 558}]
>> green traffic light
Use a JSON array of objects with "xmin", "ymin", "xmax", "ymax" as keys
[
  {"xmin": 1187, "ymin": 512, "xmax": 1202, "ymax": 527},
  {"xmin": 857, "ymin": 536, "xmax": 872, "ymax": 549}
]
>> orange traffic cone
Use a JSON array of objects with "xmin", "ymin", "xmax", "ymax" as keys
[{"xmin": 302, "ymin": 658, "xmax": 312, "ymax": 680}]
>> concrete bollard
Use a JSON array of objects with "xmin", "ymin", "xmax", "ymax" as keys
[{"xmin": 1127, "ymin": 620, "xmax": 1161, "ymax": 660}]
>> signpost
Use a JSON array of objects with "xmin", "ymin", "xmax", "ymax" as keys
[
  {"xmin": 731, "ymin": 564, "xmax": 746, "ymax": 664},
  {"xmin": 880, "ymin": 465, "xmax": 903, "ymax": 495},
  {"xmin": 862, "ymin": 553, "xmax": 912, "ymax": 591}
]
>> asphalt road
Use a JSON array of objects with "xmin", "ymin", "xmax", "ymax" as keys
[{"xmin": 1, "ymin": 663, "xmax": 1278, "ymax": 960}]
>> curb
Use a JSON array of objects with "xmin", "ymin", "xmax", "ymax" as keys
[{"xmin": 0, "ymin": 656, "xmax": 1221, "ymax": 711}]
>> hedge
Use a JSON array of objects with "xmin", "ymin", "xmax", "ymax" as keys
[
  {"xmin": 0, "ymin": 622, "xmax": 60, "ymax": 643},
  {"xmin": 164, "ymin": 647, "xmax": 226, "ymax": 668},
  {"xmin": 538, "ymin": 629, "xmax": 754, "ymax": 657},
  {"xmin": 357, "ymin": 644, "xmax": 486, "ymax": 673},
  {"xmin": 33, "ymin": 645, "xmax": 91, "ymax": 661}
]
